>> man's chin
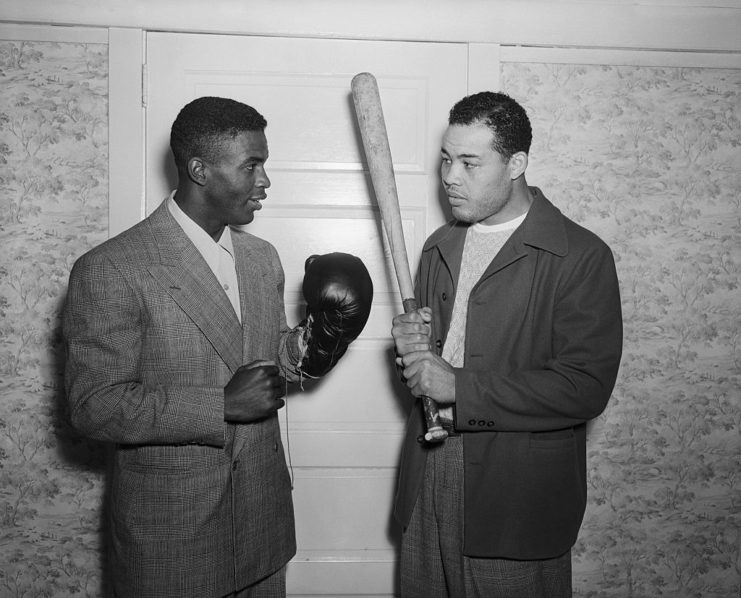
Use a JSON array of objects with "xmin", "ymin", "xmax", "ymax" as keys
[
  {"xmin": 231, "ymin": 213, "xmax": 255, "ymax": 228},
  {"xmin": 451, "ymin": 207, "xmax": 474, "ymax": 223}
]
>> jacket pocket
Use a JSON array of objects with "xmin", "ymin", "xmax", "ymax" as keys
[
  {"xmin": 117, "ymin": 443, "xmax": 229, "ymax": 474},
  {"xmin": 529, "ymin": 428, "xmax": 575, "ymax": 449}
]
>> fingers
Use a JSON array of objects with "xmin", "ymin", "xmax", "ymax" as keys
[
  {"xmin": 392, "ymin": 309, "xmax": 429, "ymax": 326},
  {"xmin": 399, "ymin": 351, "xmax": 428, "ymax": 395},
  {"xmin": 399, "ymin": 349, "xmax": 430, "ymax": 370},
  {"xmin": 391, "ymin": 310, "xmax": 432, "ymax": 357},
  {"xmin": 241, "ymin": 361, "xmax": 281, "ymax": 382},
  {"xmin": 230, "ymin": 362, "xmax": 285, "ymax": 399},
  {"xmin": 273, "ymin": 375, "xmax": 287, "ymax": 399},
  {"xmin": 245, "ymin": 359, "xmax": 278, "ymax": 373},
  {"xmin": 224, "ymin": 360, "xmax": 289, "ymax": 422},
  {"xmin": 401, "ymin": 361, "xmax": 427, "ymax": 398},
  {"xmin": 252, "ymin": 365, "xmax": 284, "ymax": 400},
  {"xmin": 399, "ymin": 352, "xmax": 455, "ymax": 403},
  {"xmin": 247, "ymin": 361, "xmax": 286, "ymax": 399},
  {"xmin": 417, "ymin": 307, "xmax": 432, "ymax": 322},
  {"xmin": 392, "ymin": 330, "xmax": 431, "ymax": 360}
]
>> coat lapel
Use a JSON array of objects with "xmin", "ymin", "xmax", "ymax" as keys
[
  {"xmin": 433, "ymin": 222, "xmax": 466, "ymax": 288},
  {"xmin": 477, "ymin": 231, "xmax": 529, "ymax": 284},
  {"xmin": 474, "ymin": 189, "xmax": 569, "ymax": 286},
  {"xmin": 427, "ymin": 189, "xmax": 568, "ymax": 293},
  {"xmin": 431, "ymin": 220, "xmax": 529, "ymax": 287},
  {"xmin": 233, "ymin": 230, "xmax": 273, "ymax": 363},
  {"xmin": 146, "ymin": 203, "xmax": 243, "ymax": 373}
]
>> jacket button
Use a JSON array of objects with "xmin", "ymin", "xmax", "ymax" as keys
[
  {"xmin": 487, "ymin": 421, "xmax": 495, "ymax": 427},
  {"xmin": 441, "ymin": 292, "xmax": 447, "ymax": 301},
  {"xmin": 468, "ymin": 419, "xmax": 476, "ymax": 426},
  {"xmin": 416, "ymin": 435, "xmax": 426, "ymax": 444},
  {"xmin": 232, "ymin": 460, "xmax": 239, "ymax": 471},
  {"xmin": 478, "ymin": 420, "xmax": 486, "ymax": 427}
]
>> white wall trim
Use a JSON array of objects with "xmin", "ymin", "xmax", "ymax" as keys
[
  {"xmin": 500, "ymin": 46, "xmax": 741, "ymax": 68},
  {"xmin": 108, "ymin": 27, "xmax": 146, "ymax": 237},
  {"xmin": 0, "ymin": 22, "xmax": 107, "ymax": 42},
  {"xmin": 2, "ymin": 0, "xmax": 741, "ymax": 52}
]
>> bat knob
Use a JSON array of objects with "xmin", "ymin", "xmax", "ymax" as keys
[
  {"xmin": 424, "ymin": 426, "xmax": 449, "ymax": 443},
  {"xmin": 422, "ymin": 396, "xmax": 447, "ymax": 443}
]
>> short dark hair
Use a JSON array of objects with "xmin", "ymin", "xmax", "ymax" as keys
[
  {"xmin": 170, "ymin": 96, "xmax": 267, "ymax": 168},
  {"xmin": 448, "ymin": 91, "xmax": 532, "ymax": 159}
]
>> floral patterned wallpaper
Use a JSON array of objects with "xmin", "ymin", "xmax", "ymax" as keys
[
  {"xmin": 0, "ymin": 40, "xmax": 738, "ymax": 598},
  {"xmin": 501, "ymin": 63, "xmax": 741, "ymax": 597},
  {"xmin": 0, "ymin": 41, "xmax": 109, "ymax": 596}
]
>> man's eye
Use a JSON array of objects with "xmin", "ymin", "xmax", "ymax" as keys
[
  {"xmin": 464, "ymin": 162, "xmax": 477, "ymax": 169},
  {"xmin": 441, "ymin": 157, "xmax": 451, "ymax": 164}
]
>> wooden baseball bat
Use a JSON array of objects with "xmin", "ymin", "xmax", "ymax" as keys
[{"xmin": 351, "ymin": 72, "xmax": 447, "ymax": 443}]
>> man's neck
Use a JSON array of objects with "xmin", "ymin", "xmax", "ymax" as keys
[
  {"xmin": 173, "ymin": 188, "xmax": 225, "ymax": 241},
  {"xmin": 481, "ymin": 181, "xmax": 533, "ymax": 226}
]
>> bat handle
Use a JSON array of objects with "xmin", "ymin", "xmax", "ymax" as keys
[
  {"xmin": 422, "ymin": 396, "xmax": 448, "ymax": 443},
  {"xmin": 402, "ymin": 298, "xmax": 448, "ymax": 443}
]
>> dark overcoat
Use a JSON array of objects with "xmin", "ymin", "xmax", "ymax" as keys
[{"xmin": 394, "ymin": 188, "xmax": 623, "ymax": 559}]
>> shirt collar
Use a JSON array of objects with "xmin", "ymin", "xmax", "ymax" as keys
[
  {"xmin": 167, "ymin": 191, "xmax": 234, "ymax": 264},
  {"xmin": 424, "ymin": 187, "xmax": 568, "ymax": 258}
]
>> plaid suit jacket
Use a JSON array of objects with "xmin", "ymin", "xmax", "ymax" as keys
[{"xmin": 63, "ymin": 201, "xmax": 300, "ymax": 597}]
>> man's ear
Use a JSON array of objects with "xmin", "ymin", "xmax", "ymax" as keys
[
  {"xmin": 188, "ymin": 158, "xmax": 207, "ymax": 186},
  {"xmin": 508, "ymin": 152, "xmax": 528, "ymax": 180}
]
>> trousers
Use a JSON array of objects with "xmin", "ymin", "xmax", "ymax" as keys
[{"xmin": 400, "ymin": 436, "xmax": 572, "ymax": 597}]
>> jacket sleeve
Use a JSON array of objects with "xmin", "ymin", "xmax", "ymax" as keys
[
  {"xmin": 265, "ymin": 243, "xmax": 307, "ymax": 382},
  {"xmin": 63, "ymin": 254, "xmax": 227, "ymax": 446},
  {"xmin": 454, "ymin": 241, "xmax": 623, "ymax": 433}
]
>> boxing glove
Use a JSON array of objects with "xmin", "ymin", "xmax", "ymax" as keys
[{"xmin": 298, "ymin": 252, "xmax": 373, "ymax": 377}]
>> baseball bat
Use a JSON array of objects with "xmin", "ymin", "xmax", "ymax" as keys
[{"xmin": 351, "ymin": 72, "xmax": 447, "ymax": 443}]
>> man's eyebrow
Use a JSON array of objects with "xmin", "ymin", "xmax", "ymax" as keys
[
  {"xmin": 241, "ymin": 154, "xmax": 267, "ymax": 164},
  {"xmin": 441, "ymin": 148, "xmax": 481, "ymax": 160}
]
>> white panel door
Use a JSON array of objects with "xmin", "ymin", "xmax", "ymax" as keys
[{"xmin": 145, "ymin": 32, "xmax": 467, "ymax": 596}]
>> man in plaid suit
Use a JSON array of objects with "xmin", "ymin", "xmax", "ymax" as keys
[{"xmin": 63, "ymin": 97, "xmax": 371, "ymax": 597}]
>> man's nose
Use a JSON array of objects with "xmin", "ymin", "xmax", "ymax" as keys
[
  {"xmin": 257, "ymin": 166, "xmax": 271, "ymax": 189},
  {"xmin": 441, "ymin": 162, "xmax": 459, "ymax": 187}
]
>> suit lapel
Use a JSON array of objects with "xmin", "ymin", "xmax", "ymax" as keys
[
  {"xmin": 232, "ymin": 230, "xmax": 273, "ymax": 363},
  {"xmin": 146, "ymin": 204, "xmax": 243, "ymax": 372},
  {"xmin": 231, "ymin": 230, "xmax": 282, "ymax": 456}
]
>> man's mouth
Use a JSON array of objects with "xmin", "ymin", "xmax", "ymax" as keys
[{"xmin": 249, "ymin": 195, "xmax": 266, "ymax": 208}]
